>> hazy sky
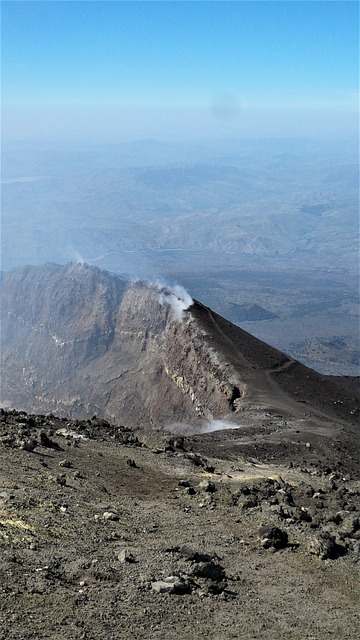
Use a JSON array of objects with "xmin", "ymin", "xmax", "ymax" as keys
[{"xmin": 2, "ymin": 1, "xmax": 359, "ymax": 141}]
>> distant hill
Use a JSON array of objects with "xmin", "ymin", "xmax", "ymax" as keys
[
  {"xmin": 227, "ymin": 302, "xmax": 278, "ymax": 322},
  {"xmin": 289, "ymin": 336, "xmax": 359, "ymax": 376}
]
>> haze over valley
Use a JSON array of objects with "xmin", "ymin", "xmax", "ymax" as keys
[{"xmin": 2, "ymin": 137, "xmax": 359, "ymax": 375}]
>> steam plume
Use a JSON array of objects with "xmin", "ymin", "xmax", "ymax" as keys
[
  {"xmin": 74, "ymin": 252, "xmax": 85, "ymax": 265},
  {"xmin": 68, "ymin": 244, "xmax": 85, "ymax": 265},
  {"xmin": 159, "ymin": 284, "xmax": 194, "ymax": 321},
  {"xmin": 202, "ymin": 420, "xmax": 238, "ymax": 433},
  {"xmin": 164, "ymin": 419, "xmax": 239, "ymax": 435}
]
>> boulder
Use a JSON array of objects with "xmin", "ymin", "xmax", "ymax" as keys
[{"xmin": 259, "ymin": 525, "xmax": 288, "ymax": 550}]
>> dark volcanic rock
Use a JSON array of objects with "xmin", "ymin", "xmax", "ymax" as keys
[
  {"xmin": 190, "ymin": 561, "xmax": 226, "ymax": 582},
  {"xmin": 259, "ymin": 525, "xmax": 289, "ymax": 550},
  {"xmin": 309, "ymin": 531, "xmax": 346, "ymax": 560}
]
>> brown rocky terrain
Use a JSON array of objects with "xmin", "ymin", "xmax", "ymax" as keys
[
  {"xmin": 0, "ymin": 262, "xmax": 359, "ymax": 638},
  {"xmin": 0, "ymin": 409, "xmax": 359, "ymax": 640}
]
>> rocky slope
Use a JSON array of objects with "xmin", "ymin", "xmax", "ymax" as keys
[
  {"xmin": 1, "ymin": 262, "xmax": 359, "ymax": 639},
  {"xmin": 0, "ymin": 408, "xmax": 359, "ymax": 640},
  {"xmin": 1, "ymin": 263, "xmax": 359, "ymax": 473},
  {"xmin": 1, "ymin": 262, "xmax": 238, "ymax": 427}
]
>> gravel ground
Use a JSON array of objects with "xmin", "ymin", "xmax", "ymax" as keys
[{"xmin": 1, "ymin": 410, "xmax": 359, "ymax": 640}]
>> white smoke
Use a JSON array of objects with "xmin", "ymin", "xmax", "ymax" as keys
[
  {"xmin": 164, "ymin": 419, "xmax": 239, "ymax": 435},
  {"xmin": 68, "ymin": 245, "xmax": 85, "ymax": 265},
  {"xmin": 159, "ymin": 284, "xmax": 194, "ymax": 321},
  {"xmin": 202, "ymin": 420, "xmax": 238, "ymax": 433},
  {"xmin": 74, "ymin": 252, "xmax": 85, "ymax": 265}
]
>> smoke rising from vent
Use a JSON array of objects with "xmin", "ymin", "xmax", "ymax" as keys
[
  {"xmin": 159, "ymin": 284, "xmax": 194, "ymax": 321},
  {"xmin": 74, "ymin": 253, "xmax": 85, "ymax": 265},
  {"xmin": 203, "ymin": 420, "xmax": 238, "ymax": 433},
  {"xmin": 68, "ymin": 245, "xmax": 85, "ymax": 265},
  {"xmin": 165, "ymin": 419, "xmax": 239, "ymax": 435}
]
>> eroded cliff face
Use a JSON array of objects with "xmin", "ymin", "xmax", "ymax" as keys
[
  {"xmin": 2, "ymin": 263, "xmax": 358, "ymax": 431},
  {"xmin": 0, "ymin": 263, "xmax": 245, "ymax": 428},
  {"xmin": 162, "ymin": 318, "xmax": 243, "ymax": 423}
]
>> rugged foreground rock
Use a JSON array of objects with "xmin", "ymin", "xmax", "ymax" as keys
[{"xmin": 1, "ymin": 409, "xmax": 359, "ymax": 640}]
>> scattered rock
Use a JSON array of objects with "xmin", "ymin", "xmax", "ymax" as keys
[
  {"xmin": 338, "ymin": 515, "xmax": 359, "ymax": 537},
  {"xmin": 186, "ymin": 453, "xmax": 205, "ymax": 467},
  {"xmin": 103, "ymin": 511, "xmax": 119, "ymax": 521},
  {"xmin": 299, "ymin": 507, "xmax": 312, "ymax": 522},
  {"xmin": 18, "ymin": 438, "xmax": 37, "ymax": 452},
  {"xmin": 0, "ymin": 434, "xmax": 16, "ymax": 447},
  {"xmin": 59, "ymin": 460, "xmax": 72, "ymax": 468},
  {"xmin": 242, "ymin": 497, "xmax": 258, "ymax": 509},
  {"xmin": 176, "ymin": 546, "xmax": 214, "ymax": 563},
  {"xmin": 151, "ymin": 576, "xmax": 191, "ymax": 595},
  {"xmin": 0, "ymin": 403, "xmax": 358, "ymax": 640},
  {"xmin": 55, "ymin": 474, "xmax": 67, "ymax": 486},
  {"xmin": 204, "ymin": 464, "xmax": 215, "ymax": 473},
  {"xmin": 309, "ymin": 531, "xmax": 346, "ymax": 559},
  {"xmin": 178, "ymin": 479, "xmax": 190, "ymax": 487},
  {"xmin": 117, "ymin": 549, "xmax": 136, "ymax": 563},
  {"xmin": 0, "ymin": 490, "xmax": 13, "ymax": 503},
  {"xmin": 259, "ymin": 525, "xmax": 288, "ymax": 550},
  {"xmin": 198, "ymin": 479, "xmax": 216, "ymax": 493},
  {"xmin": 39, "ymin": 431, "xmax": 61, "ymax": 449},
  {"xmin": 189, "ymin": 561, "xmax": 225, "ymax": 582}
]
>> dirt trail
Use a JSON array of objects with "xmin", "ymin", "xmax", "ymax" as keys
[
  {"xmin": 197, "ymin": 305, "xmax": 315, "ymax": 418},
  {"xmin": 192, "ymin": 302, "xmax": 359, "ymax": 431}
]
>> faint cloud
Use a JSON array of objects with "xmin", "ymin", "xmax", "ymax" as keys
[{"xmin": 211, "ymin": 92, "xmax": 240, "ymax": 122}]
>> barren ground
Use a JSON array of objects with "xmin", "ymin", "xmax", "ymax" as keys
[{"xmin": 1, "ymin": 410, "xmax": 359, "ymax": 640}]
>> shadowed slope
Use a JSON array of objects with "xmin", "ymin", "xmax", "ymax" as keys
[{"xmin": 191, "ymin": 300, "xmax": 359, "ymax": 424}]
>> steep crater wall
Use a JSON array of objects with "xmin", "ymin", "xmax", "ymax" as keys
[{"xmin": 0, "ymin": 263, "xmax": 244, "ymax": 428}]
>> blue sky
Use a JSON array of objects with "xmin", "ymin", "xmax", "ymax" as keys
[{"xmin": 2, "ymin": 1, "xmax": 359, "ymax": 141}]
